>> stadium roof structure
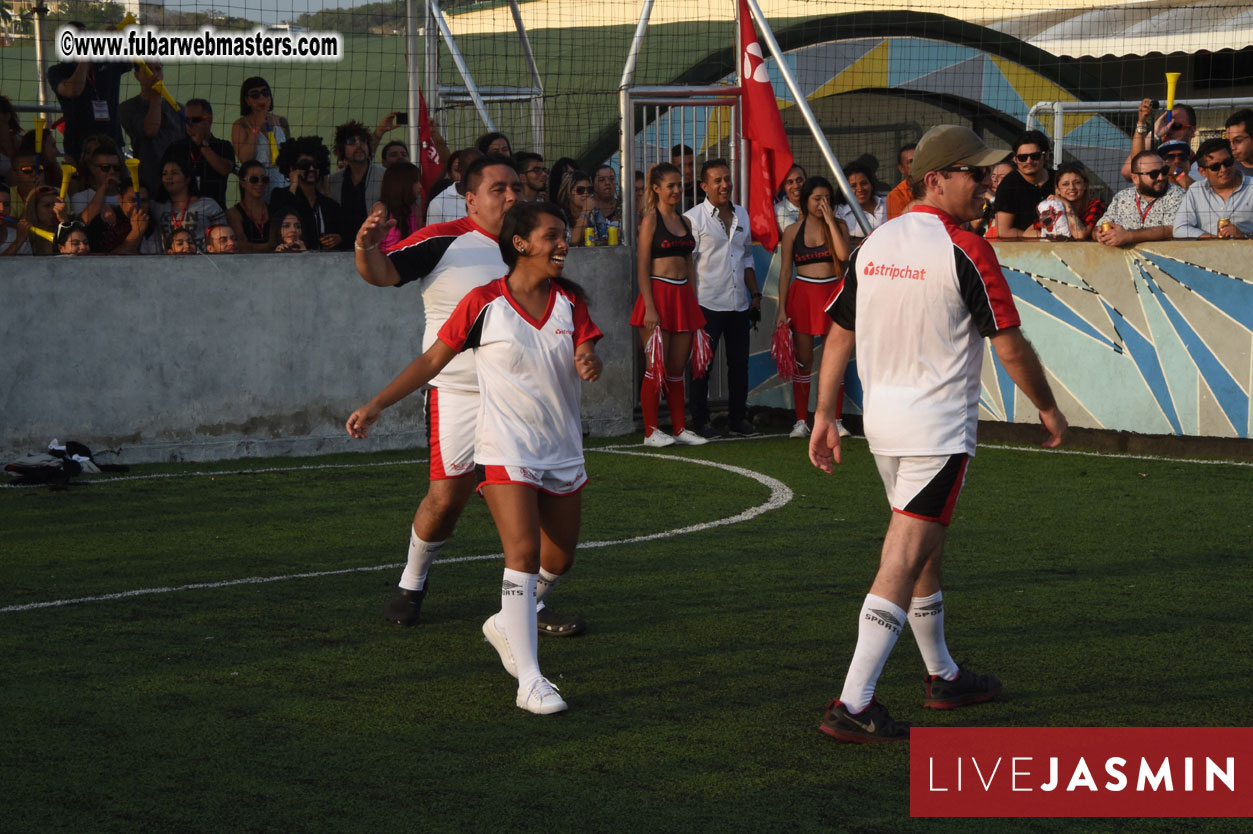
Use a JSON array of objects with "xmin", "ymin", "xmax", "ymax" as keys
[{"xmin": 445, "ymin": 0, "xmax": 1253, "ymax": 58}]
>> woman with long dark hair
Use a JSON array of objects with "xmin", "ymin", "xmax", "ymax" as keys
[
  {"xmin": 149, "ymin": 157, "xmax": 225, "ymax": 252},
  {"xmin": 776, "ymin": 176, "xmax": 853, "ymax": 438},
  {"xmin": 371, "ymin": 162, "xmax": 424, "ymax": 250},
  {"xmin": 230, "ymin": 76, "xmax": 292, "ymax": 199},
  {"xmin": 628, "ymin": 162, "xmax": 707, "ymax": 447},
  {"xmin": 555, "ymin": 169, "xmax": 595, "ymax": 246},
  {"xmin": 347, "ymin": 202, "xmax": 602, "ymax": 715}
]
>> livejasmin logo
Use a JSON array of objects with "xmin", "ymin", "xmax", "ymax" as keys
[{"xmin": 910, "ymin": 727, "xmax": 1252, "ymax": 818}]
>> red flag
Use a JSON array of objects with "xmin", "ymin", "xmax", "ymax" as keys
[
  {"xmin": 418, "ymin": 92, "xmax": 443, "ymax": 194},
  {"xmin": 739, "ymin": 0, "xmax": 793, "ymax": 251}
]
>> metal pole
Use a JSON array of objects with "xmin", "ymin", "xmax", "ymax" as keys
[
  {"xmin": 1053, "ymin": 102, "xmax": 1065, "ymax": 164},
  {"xmin": 32, "ymin": 3, "xmax": 49, "ymax": 107},
  {"xmin": 424, "ymin": 0, "xmax": 439, "ymax": 137},
  {"xmin": 742, "ymin": 0, "xmax": 870, "ymax": 235},
  {"xmin": 619, "ymin": 0, "xmax": 656, "ymax": 91},
  {"xmin": 405, "ymin": 0, "xmax": 422, "ymax": 164},
  {"xmin": 428, "ymin": 0, "xmax": 496, "ymax": 133},
  {"xmin": 506, "ymin": 0, "xmax": 544, "ymax": 151}
]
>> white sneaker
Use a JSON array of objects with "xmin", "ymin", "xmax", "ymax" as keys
[
  {"xmin": 516, "ymin": 677, "xmax": 568, "ymax": 714},
  {"xmin": 836, "ymin": 419, "xmax": 851, "ymax": 438},
  {"xmin": 671, "ymin": 429, "xmax": 709, "ymax": 446},
  {"xmin": 789, "ymin": 420, "xmax": 811, "ymax": 438},
  {"xmin": 643, "ymin": 431, "xmax": 676, "ymax": 447},
  {"xmin": 482, "ymin": 614, "xmax": 518, "ymax": 679}
]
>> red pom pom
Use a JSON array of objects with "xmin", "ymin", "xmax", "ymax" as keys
[{"xmin": 771, "ymin": 319, "xmax": 796, "ymax": 381}]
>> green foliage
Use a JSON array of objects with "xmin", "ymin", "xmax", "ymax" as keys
[
  {"xmin": 2, "ymin": 437, "xmax": 1249, "ymax": 832},
  {"xmin": 51, "ymin": 0, "xmax": 126, "ymax": 28}
]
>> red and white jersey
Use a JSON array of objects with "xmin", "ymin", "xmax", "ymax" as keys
[
  {"xmin": 826, "ymin": 205, "xmax": 1020, "ymax": 456},
  {"xmin": 385, "ymin": 216, "xmax": 505, "ymax": 392},
  {"xmin": 438, "ymin": 278, "xmax": 603, "ymax": 469}
]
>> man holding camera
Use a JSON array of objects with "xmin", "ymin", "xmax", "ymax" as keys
[{"xmin": 686, "ymin": 158, "xmax": 762, "ymax": 438}]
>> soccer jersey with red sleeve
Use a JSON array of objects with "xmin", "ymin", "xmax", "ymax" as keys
[
  {"xmin": 384, "ymin": 216, "xmax": 506, "ymax": 392},
  {"xmin": 826, "ymin": 205, "xmax": 1020, "ymax": 456},
  {"xmin": 438, "ymin": 278, "xmax": 603, "ymax": 469}
]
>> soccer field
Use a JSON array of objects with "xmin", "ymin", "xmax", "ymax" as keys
[{"xmin": 3, "ymin": 435, "xmax": 1250, "ymax": 833}]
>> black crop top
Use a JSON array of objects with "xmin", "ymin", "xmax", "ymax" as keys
[
  {"xmin": 792, "ymin": 217, "xmax": 834, "ymax": 266},
  {"xmin": 650, "ymin": 208, "xmax": 696, "ymax": 261}
]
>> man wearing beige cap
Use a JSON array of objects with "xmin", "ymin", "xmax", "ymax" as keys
[{"xmin": 809, "ymin": 124, "xmax": 1068, "ymax": 743}]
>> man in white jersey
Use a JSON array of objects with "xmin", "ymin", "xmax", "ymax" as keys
[
  {"xmin": 353, "ymin": 156, "xmax": 587, "ymax": 636},
  {"xmin": 809, "ymin": 125, "xmax": 1068, "ymax": 743}
]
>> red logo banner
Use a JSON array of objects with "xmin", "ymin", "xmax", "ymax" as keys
[
  {"xmin": 911, "ymin": 727, "xmax": 1252, "ymax": 818},
  {"xmin": 737, "ymin": 0, "xmax": 793, "ymax": 252}
]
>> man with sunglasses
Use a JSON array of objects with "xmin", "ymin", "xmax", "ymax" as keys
[
  {"xmin": 1120, "ymin": 98, "xmax": 1199, "ymax": 184},
  {"xmin": 1155, "ymin": 140, "xmax": 1195, "ymax": 190},
  {"xmin": 994, "ymin": 130, "xmax": 1054, "ymax": 239},
  {"xmin": 46, "ymin": 22, "xmax": 126, "ymax": 160},
  {"xmin": 119, "ymin": 61, "xmax": 184, "ymax": 195},
  {"xmin": 1095, "ymin": 151, "xmax": 1185, "ymax": 247},
  {"xmin": 70, "ymin": 145, "xmax": 123, "ymax": 226},
  {"xmin": 1174, "ymin": 138, "xmax": 1253, "ymax": 240},
  {"xmin": 811, "ymin": 124, "xmax": 1066, "ymax": 743},
  {"xmin": 161, "ymin": 99, "xmax": 236, "ymax": 209}
]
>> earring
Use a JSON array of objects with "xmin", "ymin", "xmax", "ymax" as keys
[{"xmin": 519, "ymin": 246, "xmax": 527, "ymax": 253}]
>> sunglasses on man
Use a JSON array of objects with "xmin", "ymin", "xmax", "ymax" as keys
[
  {"xmin": 94, "ymin": 163, "xmax": 122, "ymax": 172},
  {"xmin": 1201, "ymin": 157, "xmax": 1235, "ymax": 172},
  {"xmin": 1135, "ymin": 167, "xmax": 1170, "ymax": 179},
  {"xmin": 294, "ymin": 160, "xmax": 317, "ymax": 171},
  {"xmin": 939, "ymin": 165, "xmax": 989, "ymax": 180},
  {"xmin": 1015, "ymin": 151, "xmax": 1046, "ymax": 162},
  {"xmin": 187, "ymin": 115, "xmax": 208, "ymax": 124},
  {"xmin": 244, "ymin": 175, "xmax": 272, "ymax": 185}
]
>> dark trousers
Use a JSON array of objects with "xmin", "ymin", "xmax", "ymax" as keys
[{"xmin": 691, "ymin": 306, "xmax": 750, "ymax": 426}]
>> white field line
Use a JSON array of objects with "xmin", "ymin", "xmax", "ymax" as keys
[{"xmin": 0, "ymin": 449, "xmax": 792, "ymax": 614}]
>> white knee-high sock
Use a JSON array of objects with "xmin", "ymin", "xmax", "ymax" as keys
[
  {"xmin": 908, "ymin": 591, "xmax": 959, "ymax": 680},
  {"xmin": 535, "ymin": 567, "xmax": 561, "ymax": 611},
  {"xmin": 399, "ymin": 528, "xmax": 444, "ymax": 591},
  {"xmin": 499, "ymin": 568, "xmax": 541, "ymax": 690},
  {"xmin": 839, "ymin": 594, "xmax": 907, "ymax": 713}
]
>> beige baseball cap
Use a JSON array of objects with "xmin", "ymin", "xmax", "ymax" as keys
[{"xmin": 910, "ymin": 125, "xmax": 1009, "ymax": 184}]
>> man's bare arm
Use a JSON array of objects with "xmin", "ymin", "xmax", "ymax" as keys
[
  {"xmin": 990, "ymin": 326, "xmax": 1067, "ymax": 447},
  {"xmin": 354, "ymin": 205, "xmax": 402, "ymax": 286}
]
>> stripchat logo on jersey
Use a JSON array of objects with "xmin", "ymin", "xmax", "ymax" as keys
[
  {"xmin": 863, "ymin": 260, "xmax": 927, "ymax": 281},
  {"xmin": 910, "ymin": 727, "xmax": 1251, "ymax": 818}
]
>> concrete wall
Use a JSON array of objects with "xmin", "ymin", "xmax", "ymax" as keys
[
  {"xmin": 1, "ymin": 247, "xmax": 635, "ymax": 464},
  {"xmin": 749, "ymin": 241, "xmax": 1253, "ymax": 439}
]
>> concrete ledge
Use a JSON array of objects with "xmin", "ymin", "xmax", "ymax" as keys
[{"xmin": 1, "ymin": 247, "xmax": 635, "ymax": 464}]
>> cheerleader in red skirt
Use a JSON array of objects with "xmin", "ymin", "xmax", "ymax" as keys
[
  {"xmin": 629, "ymin": 162, "xmax": 709, "ymax": 447},
  {"xmin": 776, "ymin": 176, "xmax": 853, "ymax": 438}
]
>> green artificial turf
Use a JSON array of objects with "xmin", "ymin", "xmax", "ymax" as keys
[{"xmin": 2, "ymin": 436, "xmax": 1250, "ymax": 833}]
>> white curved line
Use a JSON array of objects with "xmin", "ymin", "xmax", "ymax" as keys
[{"xmin": 0, "ymin": 450, "xmax": 792, "ymax": 613}]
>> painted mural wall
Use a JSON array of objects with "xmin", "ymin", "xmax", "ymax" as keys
[{"xmin": 749, "ymin": 242, "xmax": 1253, "ymax": 439}]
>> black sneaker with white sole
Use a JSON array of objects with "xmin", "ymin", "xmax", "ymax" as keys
[
  {"xmin": 536, "ymin": 606, "xmax": 586, "ymax": 636},
  {"xmin": 819, "ymin": 699, "xmax": 911, "ymax": 743},
  {"xmin": 383, "ymin": 586, "xmax": 426, "ymax": 626},
  {"xmin": 923, "ymin": 666, "xmax": 1002, "ymax": 709},
  {"xmin": 728, "ymin": 419, "xmax": 759, "ymax": 437}
]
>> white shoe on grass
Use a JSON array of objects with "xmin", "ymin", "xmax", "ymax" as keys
[
  {"xmin": 482, "ymin": 614, "xmax": 518, "ymax": 679},
  {"xmin": 643, "ymin": 431, "xmax": 676, "ymax": 447},
  {"xmin": 671, "ymin": 429, "xmax": 709, "ymax": 446},
  {"xmin": 789, "ymin": 420, "xmax": 810, "ymax": 438},
  {"xmin": 517, "ymin": 677, "xmax": 568, "ymax": 714},
  {"xmin": 836, "ymin": 419, "xmax": 851, "ymax": 438}
]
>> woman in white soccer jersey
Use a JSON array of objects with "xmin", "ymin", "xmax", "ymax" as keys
[{"xmin": 346, "ymin": 202, "xmax": 602, "ymax": 715}]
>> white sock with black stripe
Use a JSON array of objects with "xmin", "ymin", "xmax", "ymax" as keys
[
  {"xmin": 839, "ymin": 594, "xmax": 906, "ymax": 713},
  {"xmin": 908, "ymin": 591, "xmax": 959, "ymax": 680},
  {"xmin": 535, "ymin": 567, "xmax": 561, "ymax": 612},
  {"xmin": 399, "ymin": 528, "xmax": 444, "ymax": 591},
  {"xmin": 499, "ymin": 568, "xmax": 542, "ymax": 691}
]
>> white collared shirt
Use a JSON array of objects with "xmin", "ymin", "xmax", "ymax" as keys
[{"xmin": 684, "ymin": 198, "xmax": 754, "ymax": 312}]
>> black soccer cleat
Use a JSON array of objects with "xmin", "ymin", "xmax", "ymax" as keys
[
  {"xmin": 536, "ymin": 606, "xmax": 586, "ymax": 637},
  {"xmin": 383, "ymin": 586, "xmax": 427, "ymax": 626},
  {"xmin": 819, "ymin": 699, "xmax": 911, "ymax": 744},
  {"xmin": 923, "ymin": 666, "xmax": 1002, "ymax": 709}
]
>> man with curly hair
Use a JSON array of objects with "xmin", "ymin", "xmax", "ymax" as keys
[
  {"xmin": 269, "ymin": 136, "xmax": 344, "ymax": 250},
  {"xmin": 329, "ymin": 120, "xmax": 386, "ymax": 246}
]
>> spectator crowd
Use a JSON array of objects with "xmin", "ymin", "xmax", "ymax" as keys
[{"xmin": 4, "ymin": 46, "xmax": 1253, "ymax": 259}]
